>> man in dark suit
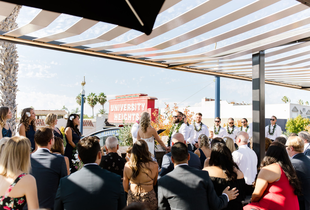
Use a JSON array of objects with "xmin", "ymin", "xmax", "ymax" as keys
[
  {"xmin": 158, "ymin": 142, "xmax": 238, "ymax": 210},
  {"xmin": 299, "ymin": 131, "xmax": 310, "ymax": 156},
  {"xmin": 29, "ymin": 127, "xmax": 67, "ymax": 210},
  {"xmin": 286, "ymin": 136, "xmax": 310, "ymax": 210},
  {"xmin": 159, "ymin": 133, "xmax": 201, "ymax": 178},
  {"xmin": 54, "ymin": 136, "xmax": 126, "ymax": 210}
]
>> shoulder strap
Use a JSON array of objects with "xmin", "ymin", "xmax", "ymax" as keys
[{"xmin": 4, "ymin": 173, "xmax": 27, "ymax": 198}]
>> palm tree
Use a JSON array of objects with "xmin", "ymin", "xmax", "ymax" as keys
[
  {"xmin": 0, "ymin": 6, "xmax": 21, "ymax": 135},
  {"xmin": 71, "ymin": 107, "xmax": 80, "ymax": 114},
  {"xmin": 61, "ymin": 105, "xmax": 70, "ymax": 115},
  {"xmin": 306, "ymin": 101, "xmax": 309, "ymax": 106},
  {"xmin": 87, "ymin": 93, "xmax": 98, "ymax": 118},
  {"xmin": 281, "ymin": 96, "xmax": 290, "ymax": 103},
  {"xmin": 76, "ymin": 93, "xmax": 86, "ymax": 106},
  {"xmin": 98, "ymin": 92, "xmax": 107, "ymax": 110}
]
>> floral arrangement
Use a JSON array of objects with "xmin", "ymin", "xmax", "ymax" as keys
[{"xmin": 71, "ymin": 149, "xmax": 83, "ymax": 171}]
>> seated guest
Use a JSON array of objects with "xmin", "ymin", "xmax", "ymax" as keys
[
  {"xmin": 224, "ymin": 137, "xmax": 235, "ymax": 153},
  {"xmin": 204, "ymin": 143, "xmax": 245, "ymax": 210},
  {"xmin": 274, "ymin": 136, "xmax": 287, "ymax": 145},
  {"xmin": 0, "ymin": 136, "xmax": 39, "ymax": 210},
  {"xmin": 99, "ymin": 136, "xmax": 126, "ymax": 177},
  {"xmin": 30, "ymin": 127, "xmax": 67, "ymax": 210},
  {"xmin": 159, "ymin": 133, "xmax": 201, "ymax": 178},
  {"xmin": 286, "ymin": 136, "xmax": 310, "ymax": 210},
  {"xmin": 211, "ymin": 137, "xmax": 225, "ymax": 148},
  {"xmin": 51, "ymin": 137, "xmax": 70, "ymax": 175},
  {"xmin": 244, "ymin": 142, "xmax": 301, "ymax": 210},
  {"xmin": 123, "ymin": 140, "xmax": 158, "ymax": 210},
  {"xmin": 158, "ymin": 142, "xmax": 239, "ymax": 210},
  {"xmin": 55, "ymin": 136, "xmax": 126, "ymax": 210},
  {"xmin": 265, "ymin": 137, "xmax": 272, "ymax": 152},
  {"xmin": 298, "ymin": 131, "xmax": 310, "ymax": 156},
  {"xmin": 194, "ymin": 134, "xmax": 211, "ymax": 168}
]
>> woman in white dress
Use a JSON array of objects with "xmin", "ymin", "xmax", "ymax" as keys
[{"xmin": 137, "ymin": 112, "xmax": 169, "ymax": 157}]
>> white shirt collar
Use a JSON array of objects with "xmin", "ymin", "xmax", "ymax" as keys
[
  {"xmin": 83, "ymin": 163, "xmax": 98, "ymax": 167},
  {"xmin": 304, "ymin": 142, "xmax": 309, "ymax": 151},
  {"xmin": 238, "ymin": 144, "xmax": 248, "ymax": 149},
  {"xmin": 175, "ymin": 163, "xmax": 188, "ymax": 168}
]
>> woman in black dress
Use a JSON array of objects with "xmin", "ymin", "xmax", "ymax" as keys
[
  {"xmin": 64, "ymin": 114, "xmax": 81, "ymax": 173},
  {"xmin": 44, "ymin": 113, "xmax": 63, "ymax": 139},
  {"xmin": 18, "ymin": 108, "xmax": 36, "ymax": 151},
  {"xmin": 203, "ymin": 142, "xmax": 245, "ymax": 210}
]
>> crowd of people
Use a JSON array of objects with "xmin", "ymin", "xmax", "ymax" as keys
[{"xmin": 0, "ymin": 106, "xmax": 309, "ymax": 210}]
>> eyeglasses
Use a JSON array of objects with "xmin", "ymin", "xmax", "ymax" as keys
[
  {"xmin": 270, "ymin": 119, "xmax": 275, "ymax": 121},
  {"xmin": 215, "ymin": 121, "xmax": 220, "ymax": 123}
]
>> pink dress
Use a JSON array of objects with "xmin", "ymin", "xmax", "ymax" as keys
[{"xmin": 244, "ymin": 166, "xmax": 299, "ymax": 210}]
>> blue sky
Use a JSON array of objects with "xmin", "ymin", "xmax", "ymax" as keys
[{"xmin": 14, "ymin": 0, "xmax": 310, "ymax": 116}]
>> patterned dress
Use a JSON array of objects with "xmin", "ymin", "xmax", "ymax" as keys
[{"xmin": 0, "ymin": 173, "xmax": 27, "ymax": 210}]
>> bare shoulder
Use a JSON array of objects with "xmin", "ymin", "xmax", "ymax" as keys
[
  {"xmin": 19, "ymin": 174, "xmax": 36, "ymax": 186},
  {"xmin": 65, "ymin": 127, "xmax": 71, "ymax": 133},
  {"xmin": 234, "ymin": 167, "xmax": 244, "ymax": 179},
  {"xmin": 258, "ymin": 163, "xmax": 281, "ymax": 182}
]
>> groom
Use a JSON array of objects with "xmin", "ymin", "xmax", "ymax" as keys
[{"xmin": 168, "ymin": 111, "xmax": 188, "ymax": 146}]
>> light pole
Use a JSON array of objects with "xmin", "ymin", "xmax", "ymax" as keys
[{"xmin": 80, "ymin": 76, "xmax": 86, "ymax": 135}]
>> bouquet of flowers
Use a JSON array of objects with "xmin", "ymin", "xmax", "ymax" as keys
[{"xmin": 71, "ymin": 148, "xmax": 83, "ymax": 171}]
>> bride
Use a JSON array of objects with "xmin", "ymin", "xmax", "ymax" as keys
[{"xmin": 137, "ymin": 112, "xmax": 170, "ymax": 157}]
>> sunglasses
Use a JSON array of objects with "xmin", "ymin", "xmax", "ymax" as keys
[
  {"xmin": 270, "ymin": 119, "xmax": 275, "ymax": 121},
  {"xmin": 229, "ymin": 122, "xmax": 234, "ymax": 124},
  {"xmin": 241, "ymin": 121, "xmax": 246, "ymax": 123},
  {"xmin": 215, "ymin": 121, "xmax": 220, "ymax": 123}
]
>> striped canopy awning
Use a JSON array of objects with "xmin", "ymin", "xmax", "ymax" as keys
[{"xmin": 1, "ymin": 0, "xmax": 310, "ymax": 90}]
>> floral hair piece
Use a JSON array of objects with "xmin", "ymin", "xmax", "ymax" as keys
[
  {"xmin": 69, "ymin": 116, "xmax": 74, "ymax": 121},
  {"xmin": 26, "ymin": 112, "xmax": 31, "ymax": 117}
]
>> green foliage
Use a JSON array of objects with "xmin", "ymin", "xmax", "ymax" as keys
[
  {"xmin": 61, "ymin": 105, "xmax": 69, "ymax": 115},
  {"xmin": 298, "ymin": 99, "xmax": 304, "ymax": 105},
  {"xmin": 286, "ymin": 115, "xmax": 310, "ymax": 134},
  {"xmin": 98, "ymin": 109, "xmax": 106, "ymax": 115},
  {"xmin": 281, "ymin": 96, "xmax": 290, "ymax": 103},
  {"xmin": 71, "ymin": 107, "xmax": 80, "ymax": 114},
  {"xmin": 306, "ymin": 101, "xmax": 309, "ymax": 105},
  {"xmin": 76, "ymin": 93, "xmax": 86, "ymax": 106},
  {"xmin": 119, "ymin": 121, "xmax": 133, "ymax": 146},
  {"xmin": 98, "ymin": 92, "xmax": 107, "ymax": 108},
  {"xmin": 87, "ymin": 93, "xmax": 98, "ymax": 117}
]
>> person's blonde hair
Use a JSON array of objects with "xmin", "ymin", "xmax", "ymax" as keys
[
  {"xmin": 224, "ymin": 137, "xmax": 235, "ymax": 153},
  {"xmin": 0, "ymin": 107, "xmax": 9, "ymax": 128},
  {"xmin": 0, "ymin": 137, "xmax": 10, "ymax": 156},
  {"xmin": 140, "ymin": 112, "xmax": 150, "ymax": 133},
  {"xmin": 287, "ymin": 136, "xmax": 304, "ymax": 153},
  {"xmin": 0, "ymin": 136, "xmax": 31, "ymax": 177},
  {"xmin": 45, "ymin": 113, "xmax": 57, "ymax": 126},
  {"xmin": 198, "ymin": 134, "xmax": 209, "ymax": 148}
]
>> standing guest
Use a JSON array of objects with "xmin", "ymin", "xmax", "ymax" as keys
[
  {"xmin": 0, "ymin": 107, "xmax": 13, "ymax": 138},
  {"xmin": 298, "ymin": 131, "xmax": 310, "ymax": 156},
  {"xmin": 275, "ymin": 136, "xmax": 287, "ymax": 145},
  {"xmin": 51, "ymin": 137, "xmax": 70, "ymax": 175},
  {"xmin": 123, "ymin": 140, "xmax": 158, "ymax": 210},
  {"xmin": 190, "ymin": 113, "xmax": 209, "ymax": 151},
  {"xmin": 158, "ymin": 142, "xmax": 239, "ymax": 210},
  {"xmin": 224, "ymin": 137, "xmax": 235, "ymax": 153},
  {"xmin": 232, "ymin": 132, "xmax": 257, "ymax": 196},
  {"xmin": 159, "ymin": 133, "xmax": 201, "ymax": 178},
  {"xmin": 131, "ymin": 120, "xmax": 140, "ymax": 143},
  {"xmin": 239, "ymin": 118, "xmax": 252, "ymax": 139},
  {"xmin": 265, "ymin": 115, "xmax": 282, "ymax": 140},
  {"xmin": 211, "ymin": 117, "xmax": 226, "ymax": 138},
  {"xmin": 30, "ymin": 127, "xmax": 67, "ymax": 210},
  {"xmin": 137, "ymin": 112, "xmax": 169, "ymax": 157},
  {"xmin": 64, "ymin": 114, "xmax": 81, "ymax": 173},
  {"xmin": 286, "ymin": 136, "xmax": 310, "ymax": 210},
  {"xmin": 99, "ymin": 136, "xmax": 126, "ymax": 178},
  {"xmin": 0, "ymin": 136, "xmax": 39, "ymax": 210},
  {"xmin": 204, "ymin": 143, "xmax": 245, "ymax": 210},
  {"xmin": 194, "ymin": 134, "xmax": 211, "ymax": 169},
  {"xmin": 244, "ymin": 142, "xmax": 301, "ymax": 210},
  {"xmin": 183, "ymin": 114, "xmax": 194, "ymax": 151},
  {"xmin": 19, "ymin": 108, "xmax": 36, "ymax": 151},
  {"xmin": 55, "ymin": 136, "xmax": 126, "ymax": 210},
  {"xmin": 225, "ymin": 118, "xmax": 239, "ymax": 141},
  {"xmin": 45, "ymin": 113, "xmax": 62, "ymax": 139},
  {"xmin": 168, "ymin": 111, "xmax": 188, "ymax": 146}
]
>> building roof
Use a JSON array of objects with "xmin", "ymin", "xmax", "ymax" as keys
[{"xmin": 35, "ymin": 110, "xmax": 67, "ymax": 116}]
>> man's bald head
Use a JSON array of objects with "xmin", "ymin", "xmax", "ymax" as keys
[
  {"xmin": 172, "ymin": 133, "xmax": 186, "ymax": 144},
  {"xmin": 236, "ymin": 131, "xmax": 249, "ymax": 145}
]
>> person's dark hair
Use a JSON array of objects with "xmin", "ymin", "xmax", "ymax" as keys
[
  {"xmin": 196, "ymin": 113, "xmax": 202, "ymax": 117},
  {"xmin": 215, "ymin": 117, "xmax": 221, "ymax": 121},
  {"xmin": 65, "ymin": 114, "xmax": 81, "ymax": 136},
  {"xmin": 211, "ymin": 137, "xmax": 225, "ymax": 148},
  {"xmin": 171, "ymin": 142, "xmax": 188, "ymax": 163},
  {"xmin": 20, "ymin": 108, "xmax": 36, "ymax": 132},
  {"xmin": 274, "ymin": 137, "xmax": 287, "ymax": 145},
  {"xmin": 77, "ymin": 136, "xmax": 100, "ymax": 164},
  {"xmin": 34, "ymin": 127, "xmax": 53, "ymax": 146},
  {"xmin": 265, "ymin": 137, "xmax": 272, "ymax": 152},
  {"xmin": 177, "ymin": 111, "xmax": 183, "ymax": 116},
  {"xmin": 261, "ymin": 141, "xmax": 301, "ymax": 196},
  {"xmin": 271, "ymin": 115, "xmax": 277, "ymax": 120},
  {"xmin": 228, "ymin": 117, "xmax": 234, "ymax": 121},
  {"xmin": 130, "ymin": 140, "xmax": 153, "ymax": 179},
  {"xmin": 51, "ymin": 137, "xmax": 64, "ymax": 155},
  {"xmin": 289, "ymin": 133, "xmax": 298, "ymax": 137},
  {"xmin": 0, "ymin": 107, "xmax": 9, "ymax": 128},
  {"xmin": 209, "ymin": 143, "xmax": 239, "ymax": 181}
]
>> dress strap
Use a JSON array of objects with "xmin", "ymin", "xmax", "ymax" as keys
[{"xmin": 4, "ymin": 173, "xmax": 26, "ymax": 198}]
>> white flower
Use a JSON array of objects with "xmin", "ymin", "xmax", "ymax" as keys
[
  {"xmin": 69, "ymin": 116, "xmax": 74, "ymax": 121},
  {"xmin": 74, "ymin": 154, "xmax": 78, "ymax": 159},
  {"xmin": 26, "ymin": 112, "xmax": 31, "ymax": 117}
]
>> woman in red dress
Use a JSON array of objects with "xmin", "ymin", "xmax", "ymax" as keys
[{"xmin": 244, "ymin": 141, "xmax": 301, "ymax": 210}]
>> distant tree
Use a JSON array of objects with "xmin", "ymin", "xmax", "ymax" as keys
[
  {"xmin": 298, "ymin": 99, "xmax": 304, "ymax": 105},
  {"xmin": 281, "ymin": 96, "xmax": 290, "ymax": 103},
  {"xmin": 61, "ymin": 105, "xmax": 70, "ymax": 115},
  {"xmin": 76, "ymin": 93, "xmax": 86, "ymax": 106},
  {"xmin": 71, "ymin": 107, "xmax": 80, "ymax": 114},
  {"xmin": 98, "ymin": 109, "xmax": 106, "ymax": 115},
  {"xmin": 98, "ymin": 92, "xmax": 107, "ymax": 110},
  {"xmin": 306, "ymin": 101, "xmax": 309, "ymax": 105},
  {"xmin": 87, "ymin": 93, "xmax": 98, "ymax": 118}
]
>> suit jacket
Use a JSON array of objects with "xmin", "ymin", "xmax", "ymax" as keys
[
  {"xmin": 158, "ymin": 165, "xmax": 228, "ymax": 210},
  {"xmin": 29, "ymin": 148, "xmax": 67, "ymax": 210},
  {"xmin": 159, "ymin": 151, "xmax": 201, "ymax": 178},
  {"xmin": 54, "ymin": 164, "xmax": 126, "ymax": 210},
  {"xmin": 304, "ymin": 143, "xmax": 310, "ymax": 157},
  {"xmin": 291, "ymin": 153, "xmax": 310, "ymax": 210}
]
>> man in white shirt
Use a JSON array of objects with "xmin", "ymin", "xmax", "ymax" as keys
[
  {"xmin": 298, "ymin": 131, "xmax": 310, "ymax": 157},
  {"xmin": 168, "ymin": 111, "xmax": 188, "ymax": 146},
  {"xmin": 210, "ymin": 117, "xmax": 226, "ymax": 138},
  {"xmin": 232, "ymin": 131, "xmax": 258, "ymax": 196},
  {"xmin": 224, "ymin": 118, "xmax": 239, "ymax": 141},
  {"xmin": 239, "ymin": 118, "xmax": 252, "ymax": 139},
  {"xmin": 190, "ymin": 113, "xmax": 209, "ymax": 150},
  {"xmin": 265, "ymin": 116, "xmax": 282, "ymax": 140},
  {"xmin": 131, "ymin": 120, "xmax": 139, "ymax": 143},
  {"xmin": 183, "ymin": 114, "xmax": 194, "ymax": 152}
]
